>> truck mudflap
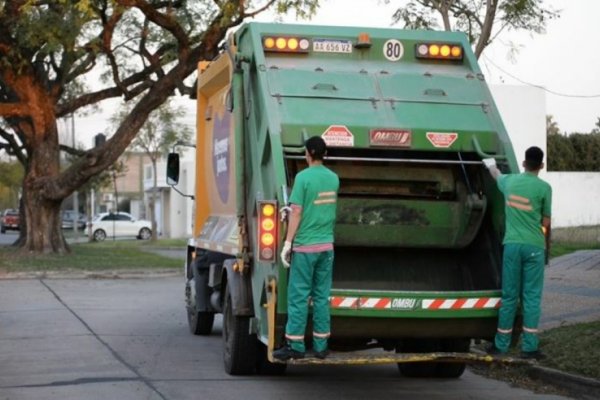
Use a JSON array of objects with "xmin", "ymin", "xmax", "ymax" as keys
[{"xmin": 270, "ymin": 350, "xmax": 532, "ymax": 366}]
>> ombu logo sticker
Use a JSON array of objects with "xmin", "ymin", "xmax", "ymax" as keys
[{"xmin": 370, "ymin": 129, "xmax": 411, "ymax": 147}]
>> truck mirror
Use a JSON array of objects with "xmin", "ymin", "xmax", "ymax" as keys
[{"xmin": 166, "ymin": 153, "xmax": 180, "ymax": 185}]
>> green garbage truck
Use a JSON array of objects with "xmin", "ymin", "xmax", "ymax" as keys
[{"xmin": 166, "ymin": 22, "xmax": 520, "ymax": 377}]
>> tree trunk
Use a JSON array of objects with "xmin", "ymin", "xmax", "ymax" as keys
[{"xmin": 21, "ymin": 131, "xmax": 69, "ymax": 254}]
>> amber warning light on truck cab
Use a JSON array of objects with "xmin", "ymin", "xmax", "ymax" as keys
[
  {"xmin": 263, "ymin": 36, "xmax": 310, "ymax": 53},
  {"xmin": 257, "ymin": 201, "xmax": 278, "ymax": 262},
  {"xmin": 415, "ymin": 43, "xmax": 463, "ymax": 60}
]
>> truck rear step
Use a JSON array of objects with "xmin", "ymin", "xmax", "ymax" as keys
[{"xmin": 269, "ymin": 350, "xmax": 532, "ymax": 365}]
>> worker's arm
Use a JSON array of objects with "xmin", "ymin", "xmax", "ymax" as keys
[
  {"xmin": 482, "ymin": 158, "xmax": 502, "ymax": 180},
  {"xmin": 285, "ymin": 204, "xmax": 302, "ymax": 242},
  {"xmin": 542, "ymin": 216, "xmax": 552, "ymax": 265},
  {"xmin": 280, "ymin": 204, "xmax": 302, "ymax": 267}
]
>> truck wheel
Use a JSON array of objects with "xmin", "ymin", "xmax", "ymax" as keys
[
  {"xmin": 435, "ymin": 338, "xmax": 469, "ymax": 378},
  {"xmin": 0, "ymin": 226, "xmax": 5, "ymax": 234},
  {"xmin": 255, "ymin": 340, "xmax": 287, "ymax": 375},
  {"xmin": 223, "ymin": 284, "xmax": 256, "ymax": 375},
  {"xmin": 397, "ymin": 339, "xmax": 438, "ymax": 378}
]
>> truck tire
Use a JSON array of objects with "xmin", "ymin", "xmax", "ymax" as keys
[
  {"xmin": 397, "ymin": 338, "xmax": 469, "ymax": 378},
  {"xmin": 223, "ymin": 284, "xmax": 256, "ymax": 375},
  {"xmin": 396, "ymin": 339, "xmax": 438, "ymax": 378},
  {"xmin": 255, "ymin": 340, "xmax": 287, "ymax": 375},
  {"xmin": 435, "ymin": 338, "xmax": 469, "ymax": 378}
]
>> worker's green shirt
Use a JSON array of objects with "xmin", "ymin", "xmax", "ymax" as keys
[
  {"xmin": 497, "ymin": 172, "xmax": 552, "ymax": 249},
  {"xmin": 289, "ymin": 164, "xmax": 340, "ymax": 247}
]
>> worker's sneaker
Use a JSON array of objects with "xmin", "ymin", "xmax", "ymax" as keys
[
  {"xmin": 520, "ymin": 350, "xmax": 546, "ymax": 361},
  {"xmin": 272, "ymin": 345, "xmax": 305, "ymax": 361},
  {"xmin": 312, "ymin": 349, "xmax": 329, "ymax": 360}
]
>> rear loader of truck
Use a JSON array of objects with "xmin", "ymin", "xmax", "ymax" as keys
[{"xmin": 167, "ymin": 22, "xmax": 523, "ymax": 377}]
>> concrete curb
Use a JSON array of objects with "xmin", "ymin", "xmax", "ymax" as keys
[
  {"xmin": 527, "ymin": 365, "xmax": 600, "ymax": 400},
  {"xmin": 0, "ymin": 268, "xmax": 183, "ymax": 280}
]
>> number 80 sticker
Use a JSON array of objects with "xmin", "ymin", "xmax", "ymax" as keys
[{"xmin": 383, "ymin": 39, "xmax": 404, "ymax": 61}]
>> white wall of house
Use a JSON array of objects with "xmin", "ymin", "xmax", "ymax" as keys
[
  {"xmin": 491, "ymin": 84, "xmax": 600, "ymax": 228},
  {"xmin": 543, "ymin": 172, "xmax": 600, "ymax": 228},
  {"xmin": 143, "ymin": 150, "xmax": 195, "ymax": 239},
  {"xmin": 168, "ymin": 160, "xmax": 195, "ymax": 238}
]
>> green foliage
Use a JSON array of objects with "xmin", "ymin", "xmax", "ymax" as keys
[
  {"xmin": 387, "ymin": 0, "xmax": 559, "ymax": 56},
  {"xmin": 546, "ymin": 132, "xmax": 575, "ymax": 171},
  {"xmin": 546, "ymin": 115, "xmax": 600, "ymax": 172}
]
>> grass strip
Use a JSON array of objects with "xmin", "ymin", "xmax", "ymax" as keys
[
  {"xmin": 0, "ymin": 240, "xmax": 182, "ymax": 271},
  {"xmin": 539, "ymin": 320, "xmax": 600, "ymax": 380}
]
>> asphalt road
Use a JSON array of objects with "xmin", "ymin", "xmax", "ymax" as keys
[
  {"xmin": 0, "ymin": 231, "xmax": 18, "ymax": 246},
  {"xmin": 0, "ymin": 277, "xmax": 573, "ymax": 400}
]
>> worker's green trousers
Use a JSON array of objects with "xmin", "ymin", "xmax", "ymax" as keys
[
  {"xmin": 494, "ymin": 243, "xmax": 545, "ymax": 353},
  {"xmin": 285, "ymin": 250, "xmax": 334, "ymax": 353}
]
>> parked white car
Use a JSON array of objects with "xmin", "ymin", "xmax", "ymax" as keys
[{"xmin": 89, "ymin": 212, "xmax": 152, "ymax": 242}]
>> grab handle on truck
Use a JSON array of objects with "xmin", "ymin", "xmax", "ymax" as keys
[{"xmin": 472, "ymin": 136, "xmax": 507, "ymax": 160}]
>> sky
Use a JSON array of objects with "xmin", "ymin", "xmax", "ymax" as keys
[{"xmin": 71, "ymin": 0, "xmax": 600, "ymax": 148}]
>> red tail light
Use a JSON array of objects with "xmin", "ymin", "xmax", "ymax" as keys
[{"xmin": 257, "ymin": 201, "xmax": 278, "ymax": 262}]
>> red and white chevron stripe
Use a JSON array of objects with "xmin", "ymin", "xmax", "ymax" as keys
[
  {"xmin": 329, "ymin": 296, "xmax": 501, "ymax": 310},
  {"xmin": 421, "ymin": 297, "xmax": 501, "ymax": 310},
  {"xmin": 329, "ymin": 297, "xmax": 394, "ymax": 309},
  {"xmin": 330, "ymin": 296, "xmax": 359, "ymax": 308}
]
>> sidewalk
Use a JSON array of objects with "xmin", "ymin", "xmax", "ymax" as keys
[{"xmin": 541, "ymin": 250, "xmax": 600, "ymax": 329}]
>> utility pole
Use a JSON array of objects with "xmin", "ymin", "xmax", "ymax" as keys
[{"xmin": 71, "ymin": 114, "xmax": 79, "ymax": 240}]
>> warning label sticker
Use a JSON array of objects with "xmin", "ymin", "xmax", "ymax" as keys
[
  {"xmin": 426, "ymin": 132, "xmax": 458, "ymax": 148},
  {"xmin": 322, "ymin": 125, "xmax": 354, "ymax": 147}
]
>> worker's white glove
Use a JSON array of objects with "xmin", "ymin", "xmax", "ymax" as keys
[
  {"xmin": 280, "ymin": 240, "xmax": 292, "ymax": 268},
  {"xmin": 482, "ymin": 158, "xmax": 497, "ymax": 169}
]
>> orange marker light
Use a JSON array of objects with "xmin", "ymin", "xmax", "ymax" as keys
[
  {"xmin": 263, "ymin": 36, "xmax": 310, "ymax": 53},
  {"xmin": 287, "ymin": 38, "xmax": 299, "ymax": 50},
  {"xmin": 264, "ymin": 37, "xmax": 275, "ymax": 49},
  {"xmin": 356, "ymin": 32, "xmax": 372, "ymax": 49},
  {"xmin": 257, "ymin": 200, "xmax": 278, "ymax": 262},
  {"xmin": 262, "ymin": 204, "xmax": 275, "ymax": 217},
  {"xmin": 276, "ymin": 38, "xmax": 287, "ymax": 50},
  {"xmin": 261, "ymin": 233, "xmax": 274, "ymax": 246},
  {"xmin": 415, "ymin": 42, "xmax": 463, "ymax": 61},
  {"xmin": 262, "ymin": 218, "xmax": 275, "ymax": 231}
]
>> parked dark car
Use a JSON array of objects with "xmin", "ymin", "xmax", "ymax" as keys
[
  {"xmin": 1, "ymin": 209, "xmax": 20, "ymax": 233},
  {"xmin": 61, "ymin": 210, "xmax": 87, "ymax": 230}
]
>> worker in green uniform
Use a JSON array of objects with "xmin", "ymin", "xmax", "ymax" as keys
[
  {"xmin": 273, "ymin": 136, "xmax": 340, "ymax": 361},
  {"xmin": 483, "ymin": 146, "xmax": 552, "ymax": 360}
]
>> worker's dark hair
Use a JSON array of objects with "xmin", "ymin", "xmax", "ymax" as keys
[
  {"xmin": 305, "ymin": 136, "xmax": 327, "ymax": 161},
  {"xmin": 524, "ymin": 146, "xmax": 544, "ymax": 170}
]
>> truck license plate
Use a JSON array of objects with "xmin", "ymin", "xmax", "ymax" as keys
[{"xmin": 313, "ymin": 39, "xmax": 353, "ymax": 54}]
